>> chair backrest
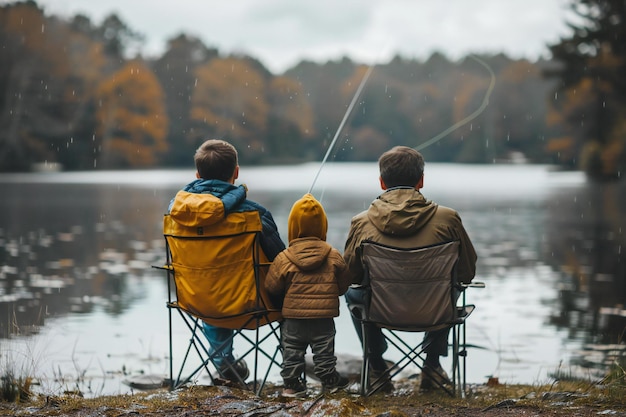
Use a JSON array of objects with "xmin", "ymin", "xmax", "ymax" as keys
[
  {"xmin": 164, "ymin": 208, "xmax": 281, "ymax": 330},
  {"xmin": 361, "ymin": 240, "xmax": 460, "ymax": 331}
]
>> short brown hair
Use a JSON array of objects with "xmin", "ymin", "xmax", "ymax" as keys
[
  {"xmin": 378, "ymin": 146, "xmax": 424, "ymax": 188},
  {"xmin": 194, "ymin": 139, "xmax": 238, "ymax": 181}
]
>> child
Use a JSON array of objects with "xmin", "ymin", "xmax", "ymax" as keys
[{"xmin": 265, "ymin": 193, "xmax": 351, "ymax": 397}]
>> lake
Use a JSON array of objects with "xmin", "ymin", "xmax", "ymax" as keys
[{"xmin": 0, "ymin": 162, "xmax": 624, "ymax": 397}]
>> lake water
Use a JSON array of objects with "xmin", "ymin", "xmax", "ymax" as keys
[{"xmin": 1, "ymin": 163, "xmax": 624, "ymax": 397}]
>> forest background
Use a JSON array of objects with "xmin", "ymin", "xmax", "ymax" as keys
[{"xmin": 1, "ymin": 0, "xmax": 625, "ymax": 179}]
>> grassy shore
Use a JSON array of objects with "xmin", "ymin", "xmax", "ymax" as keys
[{"xmin": 1, "ymin": 374, "xmax": 625, "ymax": 417}]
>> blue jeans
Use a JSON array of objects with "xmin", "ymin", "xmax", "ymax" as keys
[
  {"xmin": 344, "ymin": 286, "xmax": 450, "ymax": 369},
  {"xmin": 201, "ymin": 322, "xmax": 234, "ymax": 368}
]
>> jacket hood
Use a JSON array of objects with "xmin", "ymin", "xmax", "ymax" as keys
[
  {"xmin": 368, "ymin": 187, "xmax": 438, "ymax": 236},
  {"xmin": 288, "ymin": 193, "xmax": 327, "ymax": 242},
  {"xmin": 169, "ymin": 179, "xmax": 247, "ymax": 227},
  {"xmin": 284, "ymin": 238, "xmax": 332, "ymax": 271}
]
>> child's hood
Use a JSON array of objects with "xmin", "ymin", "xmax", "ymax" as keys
[{"xmin": 288, "ymin": 193, "xmax": 328, "ymax": 242}]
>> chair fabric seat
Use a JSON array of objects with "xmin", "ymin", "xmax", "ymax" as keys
[
  {"xmin": 159, "ymin": 205, "xmax": 282, "ymax": 394},
  {"xmin": 351, "ymin": 240, "xmax": 478, "ymax": 397}
]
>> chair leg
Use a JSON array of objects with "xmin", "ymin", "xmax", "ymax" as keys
[
  {"xmin": 168, "ymin": 304, "xmax": 174, "ymax": 390},
  {"xmin": 360, "ymin": 321, "xmax": 369, "ymax": 396},
  {"xmin": 459, "ymin": 321, "xmax": 468, "ymax": 397},
  {"xmin": 451, "ymin": 322, "xmax": 469, "ymax": 398},
  {"xmin": 452, "ymin": 324, "xmax": 459, "ymax": 397},
  {"xmin": 170, "ymin": 310, "xmax": 283, "ymax": 395},
  {"xmin": 256, "ymin": 344, "xmax": 281, "ymax": 396}
]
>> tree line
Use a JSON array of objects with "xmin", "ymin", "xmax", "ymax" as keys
[{"xmin": 1, "ymin": 0, "xmax": 624, "ymax": 179}]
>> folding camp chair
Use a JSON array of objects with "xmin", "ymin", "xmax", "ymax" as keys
[
  {"xmin": 156, "ymin": 205, "xmax": 282, "ymax": 395},
  {"xmin": 349, "ymin": 240, "xmax": 482, "ymax": 397}
]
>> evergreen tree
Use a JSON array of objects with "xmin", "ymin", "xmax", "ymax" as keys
[{"xmin": 545, "ymin": 0, "xmax": 626, "ymax": 178}]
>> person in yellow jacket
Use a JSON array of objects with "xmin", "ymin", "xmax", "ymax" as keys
[
  {"xmin": 265, "ymin": 193, "xmax": 351, "ymax": 398},
  {"xmin": 168, "ymin": 139, "xmax": 285, "ymax": 383}
]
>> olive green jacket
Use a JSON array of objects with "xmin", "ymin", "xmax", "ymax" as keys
[{"xmin": 344, "ymin": 187, "xmax": 477, "ymax": 285}]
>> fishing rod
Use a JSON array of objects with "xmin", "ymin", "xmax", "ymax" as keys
[
  {"xmin": 307, "ymin": 55, "xmax": 494, "ymax": 196},
  {"xmin": 415, "ymin": 55, "xmax": 496, "ymax": 152},
  {"xmin": 308, "ymin": 65, "xmax": 374, "ymax": 194}
]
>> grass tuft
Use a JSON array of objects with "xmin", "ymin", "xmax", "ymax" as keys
[{"xmin": 0, "ymin": 372, "xmax": 33, "ymax": 403}]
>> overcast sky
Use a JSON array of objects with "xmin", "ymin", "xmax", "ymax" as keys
[{"xmin": 28, "ymin": 0, "xmax": 575, "ymax": 74}]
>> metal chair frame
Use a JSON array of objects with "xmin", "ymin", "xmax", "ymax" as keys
[
  {"xmin": 350, "ymin": 240, "xmax": 483, "ymax": 397},
  {"xmin": 155, "ymin": 223, "xmax": 282, "ymax": 395}
]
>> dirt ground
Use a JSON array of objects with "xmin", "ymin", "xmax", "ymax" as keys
[{"xmin": 2, "ymin": 379, "xmax": 625, "ymax": 417}]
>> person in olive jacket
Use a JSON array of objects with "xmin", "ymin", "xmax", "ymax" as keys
[
  {"xmin": 265, "ymin": 193, "xmax": 351, "ymax": 398},
  {"xmin": 344, "ymin": 146, "xmax": 477, "ymax": 392}
]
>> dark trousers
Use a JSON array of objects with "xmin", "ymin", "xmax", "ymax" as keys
[
  {"xmin": 344, "ymin": 286, "xmax": 450, "ymax": 370},
  {"xmin": 280, "ymin": 318, "xmax": 337, "ymax": 382}
]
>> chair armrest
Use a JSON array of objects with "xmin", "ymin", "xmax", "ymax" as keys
[
  {"xmin": 461, "ymin": 281, "xmax": 485, "ymax": 289},
  {"xmin": 152, "ymin": 264, "xmax": 173, "ymax": 271}
]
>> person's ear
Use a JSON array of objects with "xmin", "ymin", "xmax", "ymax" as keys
[
  {"xmin": 195, "ymin": 171, "xmax": 200, "ymax": 179},
  {"xmin": 416, "ymin": 175, "xmax": 424, "ymax": 190},
  {"xmin": 379, "ymin": 176, "xmax": 387, "ymax": 190},
  {"xmin": 228, "ymin": 165, "xmax": 239, "ymax": 184}
]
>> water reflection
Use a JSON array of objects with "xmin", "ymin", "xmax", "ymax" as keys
[
  {"xmin": 0, "ymin": 165, "xmax": 624, "ymax": 397},
  {"xmin": 546, "ymin": 179, "xmax": 626, "ymax": 376},
  {"xmin": 0, "ymin": 182, "xmax": 171, "ymax": 338}
]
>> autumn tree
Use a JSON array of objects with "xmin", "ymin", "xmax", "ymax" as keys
[
  {"xmin": 47, "ymin": 14, "xmax": 110, "ymax": 170},
  {"xmin": 546, "ymin": 0, "xmax": 626, "ymax": 178},
  {"xmin": 94, "ymin": 13, "xmax": 143, "ymax": 66},
  {"xmin": 0, "ymin": 1, "xmax": 75, "ymax": 171},
  {"xmin": 152, "ymin": 34, "xmax": 218, "ymax": 166},
  {"xmin": 95, "ymin": 59, "xmax": 169, "ymax": 168},
  {"xmin": 344, "ymin": 66, "xmax": 411, "ymax": 161},
  {"xmin": 285, "ymin": 57, "xmax": 360, "ymax": 160},
  {"xmin": 266, "ymin": 75, "xmax": 315, "ymax": 161},
  {"xmin": 189, "ymin": 57, "xmax": 270, "ymax": 163}
]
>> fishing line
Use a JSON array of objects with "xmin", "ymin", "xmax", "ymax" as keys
[
  {"xmin": 414, "ymin": 55, "xmax": 496, "ymax": 152},
  {"xmin": 308, "ymin": 65, "xmax": 374, "ymax": 195}
]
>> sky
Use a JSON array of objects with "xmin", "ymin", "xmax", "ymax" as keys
[{"xmin": 27, "ymin": 0, "xmax": 576, "ymax": 74}]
